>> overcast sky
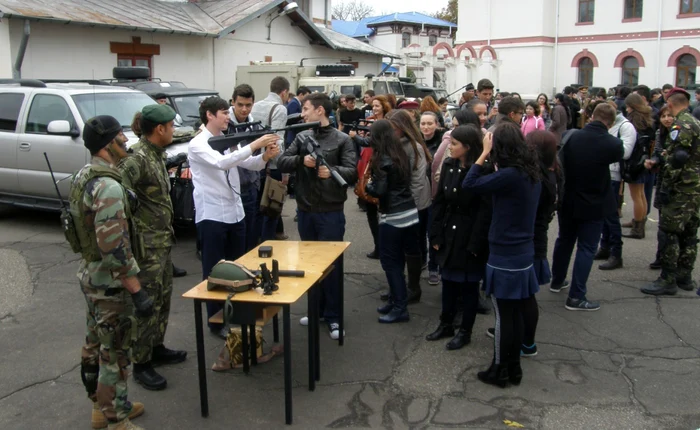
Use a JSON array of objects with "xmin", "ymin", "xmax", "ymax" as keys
[{"xmin": 335, "ymin": 0, "xmax": 449, "ymax": 18}]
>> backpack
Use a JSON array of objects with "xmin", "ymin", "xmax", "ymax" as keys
[{"xmin": 618, "ymin": 121, "xmax": 651, "ymax": 182}]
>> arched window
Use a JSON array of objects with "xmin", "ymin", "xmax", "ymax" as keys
[
  {"xmin": 429, "ymin": 34, "xmax": 437, "ymax": 46},
  {"xmin": 676, "ymin": 54, "xmax": 697, "ymax": 88},
  {"xmin": 578, "ymin": 57, "xmax": 594, "ymax": 87},
  {"xmin": 402, "ymin": 32, "xmax": 411, "ymax": 48},
  {"xmin": 621, "ymin": 56, "xmax": 639, "ymax": 86}
]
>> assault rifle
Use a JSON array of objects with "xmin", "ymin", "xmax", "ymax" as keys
[
  {"xmin": 301, "ymin": 135, "xmax": 348, "ymax": 189},
  {"xmin": 350, "ymin": 119, "xmax": 371, "ymax": 133},
  {"xmin": 208, "ymin": 121, "xmax": 321, "ymax": 153}
]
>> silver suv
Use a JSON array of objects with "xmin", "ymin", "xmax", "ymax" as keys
[{"xmin": 0, "ymin": 80, "xmax": 186, "ymax": 211}]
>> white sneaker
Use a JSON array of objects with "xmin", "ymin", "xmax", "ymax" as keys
[
  {"xmin": 328, "ymin": 322, "xmax": 345, "ymax": 340},
  {"xmin": 299, "ymin": 316, "xmax": 309, "ymax": 326}
]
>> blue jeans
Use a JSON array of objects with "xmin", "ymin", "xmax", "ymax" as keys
[
  {"xmin": 197, "ymin": 219, "xmax": 246, "ymax": 329},
  {"xmin": 379, "ymin": 222, "xmax": 420, "ymax": 311},
  {"xmin": 419, "ymin": 207, "xmax": 438, "ymax": 271},
  {"xmin": 551, "ymin": 215, "xmax": 604, "ymax": 300},
  {"xmin": 241, "ymin": 185, "xmax": 259, "ymax": 252},
  {"xmin": 297, "ymin": 210, "xmax": 345, "ymax": 323},
  {"xmin": 600, "ymin": 181, "xmax": 623, "ymax": 257},
  {"xmin": 644, "ymin": 173, "xmax": 656, "ymax": 215}
]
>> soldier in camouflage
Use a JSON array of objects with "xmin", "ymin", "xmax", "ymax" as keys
[
  {"xmin": 119, "ymin": 104, "xmax": 187, "ymax": 391},
  {"xmin": 72, "ymin": 115, "xmax": 154, "ymax": 430},
  {"xmin": 642, "ymin": 88, "xmax": 700, "ymax": 296}
]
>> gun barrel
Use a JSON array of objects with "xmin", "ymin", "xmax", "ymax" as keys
[{"xmin": 208, "ymin": 121, "xmax": 321, "ymax": 153}]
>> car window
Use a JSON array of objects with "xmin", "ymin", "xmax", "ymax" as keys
[
  {"xmin": 306, "ymin": 86, "xmax": 325, "ymax": 93},
  {"xmin": 373, "ymin": 81, "xmax": 388, "ymax": 95},
  {"xmin": 388, "ymin": 81, "xmax": 403, "ymax": 95},
  {"xmin": 171, "ymin": 95, "xmax": 211, "ymax": 124},
  {"xmin": 25, "ymin": 94, "xmax": 76, "ymax": 134},
  {"xmin": 0, "ymin": 93, "xmax": 25, "ymax": 132},
  {"xmin": 72, "ymin": 92, "xmax": 156, "ymax": 129}
]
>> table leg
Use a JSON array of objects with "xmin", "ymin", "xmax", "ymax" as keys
[
  {"xmin": 313, "ymin": 284, "xmax": 320, "ymax": 382},
  {"xmin": 283, "ymin": 304, "xmax": 293, "ymax": 425},
  {"xmin": 249, "ymin": 324, "xmax": 257, "ymax": 366},
  {"xmin": 338, "ymin": 254, "xmax": 345, "ymax": 346},
  {"xmin": 193, "ymin": 300, "xmax": 209, "ymax": 417},
  {"xmin": 307, "ymin": 285, "xmax": 316, "ymax": 391},
  {"xmin": 241, "ymin": 324, "xmax": 249, "ymax": 374},
  {"xmin": 273, "ymin": 314, "xmax": 280, "ymax": 343}
]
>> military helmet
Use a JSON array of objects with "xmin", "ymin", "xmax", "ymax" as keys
[{"xmin": 207, "ymin": 260, "xmax": 258, "ymax": 292}]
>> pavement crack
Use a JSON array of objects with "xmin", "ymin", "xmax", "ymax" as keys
[
  {"xmin": 0, "ymin": 363, "xmax": 80, "ymax": 402},
  {"xmin": 618, "ymin": 355, "xmax": 651, "ymax": 415},
  {"xmin": 655, "ymin": 297, "xmax": 700, "ymax": 353}
]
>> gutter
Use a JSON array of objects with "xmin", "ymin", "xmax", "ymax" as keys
[
  {"xmin": 12, "ymin": 20, "xmax": 30, "ymax": 79},
  {"xmin": 655, "ymin": 0, "xmax": 662, "ymax": 86},
  {"xmin": 553, "ymin": 0, "xmax": 560, "ymax": 95}
]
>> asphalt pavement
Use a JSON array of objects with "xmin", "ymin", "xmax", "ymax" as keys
[{"xmin": 0, "ymin": 192, "xmax": 699, "ymax": 430}]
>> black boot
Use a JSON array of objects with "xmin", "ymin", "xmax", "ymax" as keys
[
  {"xmin": 446, "ymin": 329, "xmax": 471, "ymax": 350},
  {"xmin": 379, "ymin": 290, "xmax": 390, "ymax": 301},
  {"xmin": 641, "ymin": 270, "xmax": 678, "ymax": 296},
  {"xmin": 426, "ymin": 316, "xmax": 454, "ymax": 341},
  {"xmin": 593, "ymin": 247, "xmax": 610, "ymax": 260},
  {"xmin": 649, "ymin": 258, "xmax": 662, "ymax": 270},
  {"xmin": 378, "ymin": 307, "xmax": 410, "ymax": 324},
  {"xmin": 133, "ymin": 362, "xmax": 167, "ymax": 391},
  {"xmin": 152, "ymin": 344, "xmax": 187, "ymax": 366},
  {"xmin": 377, "ymin": 302, "xmax": 394, "ymax": 315},
  {"xmin": 508, "ymin": 362, "xmax": 523, "ymax": 385},
  {"xmin": 405, "ymin": 255, "xmax": 423, "ymax": 304},
  {"xmin": 366, "ymin": 249, "xmax": 379, "ymax": 259},
  {"xmin": 676, "ymin": 274, "xmax": 697, "ymax": 291},
  {"xmin": 477, "ymin": 361, "xmax": 509, "ymax": 388},
  {"xmin": 598, "ymin": 255, "xmax": 623, "ymax": 270},
  {"xmin": 172, "ymin": 264, "xmax": 187, "ymax": 278}
]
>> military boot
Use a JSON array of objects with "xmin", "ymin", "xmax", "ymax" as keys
[
  {"xmin": 675, "ymin": 273, "xmax": 697, "ymax": 291},
  {"xmin": 107, "ymin": 418, "xmax": 144, "ymax": 430},
  {"xmin": 641, "ymin": 271, "xmax": 678, "ymax": 296},
  {"xmin": 622, "ymin": 219, "xmax": 645, "ymax": 239},
  {"xmin": 92, "ymin": 402, "xmax": 145, "ymax": 429}
]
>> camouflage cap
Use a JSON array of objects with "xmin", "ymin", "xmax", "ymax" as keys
[
  {"xmin": 142, "ymin": 104, "xmax": 176, "ymax": 124},
  {"xmin": 667, "ymin": 87, "xmax": 690, "ymax": 101}
]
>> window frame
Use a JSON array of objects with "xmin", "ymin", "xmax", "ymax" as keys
[
  {"xmin": 621, "ymin": 56, "xmax": 640, "ymax": 86},
  {"xmin": 402, "ymin": 32, "xmax": 411, "ymax": 48},
  {"xmin": 578, "ymin": 0, "xmax": 595, "ymax": 23},
  {"xmin": 624, "ymin": 0, "xmax": 643, "ymax": 20},
  {"xmin": 675, "ymin": 53, "xmax": 697, "ymax": 88},
  {"xmin": 578, "ymin": 57, "xmax": 594, "ymax": 87},
  {"xmin": 24, "ymin": 93, "xmax": 77, "ymax": 135},
  {"xmin": 679, "ymin": 0, "xmax": 700, "ymax": 15},
  {"xmin": 428, "ymin": 34, "xmax": 438, "ymax": 46}
]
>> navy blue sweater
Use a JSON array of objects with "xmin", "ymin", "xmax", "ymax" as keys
[{"xmin": 463, "ymin": 164, "xmax": 541, "ymax": 257}]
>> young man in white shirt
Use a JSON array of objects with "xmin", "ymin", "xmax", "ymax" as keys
[{"xmin": 188, "ymin": 96, "xmax": 279, "ymax": 336}]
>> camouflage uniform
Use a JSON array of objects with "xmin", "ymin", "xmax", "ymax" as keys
[
  {"xmin": 73, "ymin": 156, "xmax": 140, "ymax": 423},
  {"xmin": 654, "ymin": 111, "xmax": 700, "ymax": 289},
  {"xmin": 119, "ymin": 137, "xmax": 175, "ymax": 364}
]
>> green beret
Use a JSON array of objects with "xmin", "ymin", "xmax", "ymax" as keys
[{"xmin": 142, "ymin": 104, "xmax": 176, "ymax": 124}]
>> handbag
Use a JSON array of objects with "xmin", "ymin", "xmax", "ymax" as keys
[
  {"xmin": 170, "ymin": 161, "xmax": 195, "ymax": 223},
  {"xmin": 260, "ymin": 172, "xmax": 287, "ymax": 218},
  {"xmin": 354, "ymin": 147, "xmax": 378, "ymax": 205}
]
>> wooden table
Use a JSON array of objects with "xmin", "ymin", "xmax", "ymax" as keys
[{"xmin": 182, "ymin": 240, "xmax": 350, "ymax": 425}]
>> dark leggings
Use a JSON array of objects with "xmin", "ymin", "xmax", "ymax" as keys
[
  {"xmin": 491, "ymin": 296, "xmax": 538, "ymax": 365},
  {"xmin": 366, "ymin": 203, "xmax": 379, "ymax": 251},
  {"xmin": 441, "ymin": 280, "xmax": 479, "ymax": 331}
]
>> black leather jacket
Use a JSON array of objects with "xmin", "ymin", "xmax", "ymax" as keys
[
  {"xmin": 366, "ymin": 155, "xmax": 415, "ymax": 214},
  {"xmin": 278, "ymin": 125, "xmax": 357, "ymax": 213}
]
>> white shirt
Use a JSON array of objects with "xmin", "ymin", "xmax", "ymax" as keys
[{"xmin": 188, "ymin": 127, "xmax": 267, "ymax": 224}]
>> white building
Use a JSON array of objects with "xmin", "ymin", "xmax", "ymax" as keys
[
  {"xmin": 332, "ymin": 12, "xmax": 457, "ymax": 88},
  {"xmin": 453, "ymin": 0, "xmax": 700, "ymax": 98},
  {"xmin": 0, "ymin": 0, "xmax": 395, "ymax": 97}
]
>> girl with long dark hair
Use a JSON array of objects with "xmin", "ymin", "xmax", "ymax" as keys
[
  {"xmin": 427, "ymin": 124, "xmax": 492, "ymax": 350},
  {"xmin": 463, "ymin": 123, "xmax": 541, "ymax": 387},
  {"xmin": 366, "ymin": 120, "xmax": 421, "ymax": 323}
]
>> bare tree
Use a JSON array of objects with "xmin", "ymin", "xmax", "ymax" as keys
[{"xmin": 332, "ymin": 0, "xmax": 374, "ymax": 21}]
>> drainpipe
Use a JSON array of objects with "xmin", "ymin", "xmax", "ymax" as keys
[
  {"xmin": 487, "ymin": 1, "xmax": 491, "ymax": 46},
  {"xmin": 655, "ymin": 0, "xmax": 662, "ymax": 86},
  {"xmin": 12, "ymin": 20, "xmax": 30, "ymax": 79},
  {"xmin": 553, "ymin": 0, "xmax": 560, "ymax": 95},
  {"xmin": 324, "ymin": 0, "xmax": 329, "ymax": 27}
]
